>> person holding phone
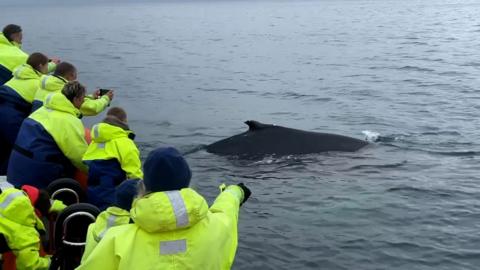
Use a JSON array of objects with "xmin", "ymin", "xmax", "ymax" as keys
[{"xmin": 32, "ymin": 62, "xmax": 114, "ymax": 115}]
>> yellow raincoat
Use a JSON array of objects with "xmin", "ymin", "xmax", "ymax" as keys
[{"xmin": 76, "ymin": 186, "xmax": 244, "ymax": 270}]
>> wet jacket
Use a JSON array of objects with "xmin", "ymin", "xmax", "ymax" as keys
[
  {"xmin": 81, "ymin": 206, "xmax": 131, "ymax": 262},
  {"xmin": 32, "ymin": 75, "xmax": 110, "ymax": 115},
  {"xmin": 0, "ymin": 188, "xmax": 50, "ymax": 270},
  {"xmin": 0, "ymin": 33, "xmax": 28, "ymax": 85},
  {"xmin": 76, "ymin": 186, "xmax": 244, "ymax": 270},
  {"xmin": 0, "ymin": 64, "xmax": 43, "ymax": 174},
  {"xmin": 82, "ymin": 120, "xmax": 142, "ymax": 209},
  {"xmin": 7, "ymin": 93, "xmax": 88, "ymax": 188}
]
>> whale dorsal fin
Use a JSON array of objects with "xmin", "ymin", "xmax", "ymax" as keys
[{"xmin": 245, "ymin": 120, "xmax": 271, "ymax": 131}]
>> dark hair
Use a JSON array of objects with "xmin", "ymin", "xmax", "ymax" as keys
[
  {"xmin": 35, "ymin": 190, "xmax": 51, "ymax": 217},
  {"xmin": 2, "ymin": 24, "xmax": 22, "ymax": 42},
  {"xmin": 26, "ymin": 53, "xmax": 49, "ymax": 73},
  {"xmin": 107, "ymin": 107, "xmax": 127, "ymax": 122},
  {"xmin": 62, "ymin": 81, "xmax": 86, "ymax": 102},
  {"xmin": 53, "ymin": 62, "xmax": 76, "ymax": 78}
]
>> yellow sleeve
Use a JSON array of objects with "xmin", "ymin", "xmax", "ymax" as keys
[
  {"xmin": 80, "ymin": 95, "xmax": 110, "ymax": 116},
  {"xmin": 56, "ymin": 118, "xmax": 88, "ymax": 172},
  {"xmin": 10, "ymin": 228, "xmax": 50, "ymax": 270},
  {"xmin": 210, "ymin": 185, "xmax": 242, "ymax": 220},
  {"xmin": 208, "ymin": 186, "xmax": 243, "ymax": 266},
  {"xmin": 76, "ymin": 231, "xmax": 119, "ymax": 270},
  {"xmin": 15, "ymin": 249, "xmax": 50, "ymax": 270},
  {"xmin": 117, "ymin": 139, "xmax": 143, "ymax": 179}
]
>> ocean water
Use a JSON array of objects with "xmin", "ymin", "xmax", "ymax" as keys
[{"xmin": 2, "ymin": 0, "xmax": 480, "ymax": 269}]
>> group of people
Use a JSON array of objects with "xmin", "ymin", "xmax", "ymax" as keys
[{"xmin": 0, "ymin": 24, "xmax": 251, "ymax": 270}]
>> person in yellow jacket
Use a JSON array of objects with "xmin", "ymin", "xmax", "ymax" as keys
[
  {"xmin": 0, "ymin": 186, "xmax": 50, "ymax": 269},
  {"xmin": 32, "ymin": 61, "xmax": 114, "ymax": 115},
  {"xmin": 81, "ymin": 179, "xmax": 138, "ymax": 262},
  {"xmin": 0, "ymin": 52, "xmax": 50, "ymax": 175},
  {"xmin": 76, "ymin": 147, "xmax": 251, "ymax": 270},
  {"xmin": 0, "ymin": 24, "xmax": 27, "ymax": 85},
  {"xmin": 7, "ymin": 81, "xmax": 89, "ymax": 188},
  {"xmin": 82, "ymin": 107, "xmax": 142, "ymax": 209},
  {"xmin": 0, "ymin": 24, "xmax": 58, "ymax": 85}
]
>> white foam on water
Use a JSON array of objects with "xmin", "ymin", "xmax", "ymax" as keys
[{"xmin": 362, "ymin": 130, "xmax": 380, "ymax": 142}]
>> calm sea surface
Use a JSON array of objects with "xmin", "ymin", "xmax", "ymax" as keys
[{"xmin": 2, "ymin": 0, "xmax": 480, "ymax": 269}]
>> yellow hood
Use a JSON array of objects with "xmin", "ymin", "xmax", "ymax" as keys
[
  {"xmin": 44, "ymin": 92, "xmax": 82, "ymax": 118},
  {"xmin": 131, "ymin": 188, "xmax": 209, "ymax": 233},
  {"xmin": 91, "ymin": 123, "xmax": 133, "ymax": 143}
]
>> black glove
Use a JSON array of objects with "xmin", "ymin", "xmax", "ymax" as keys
[{"xmin": 237, "ymin": 183, "xmax": 251, "ymax": 206}]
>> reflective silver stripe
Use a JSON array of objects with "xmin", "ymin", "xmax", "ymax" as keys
[
  {"xmin": 98, "ymin": 143, "xmax": 105, "ymax": 149},
  {"xmin": 160, "ymin": 239, "xmax": 186, "ymax": 255},
  {"xmin": 93, "ymin": 125, "xmax": 99, "ymax": 139},
  {"xmin": 0, "ymin": 182, "xmax": 14, "ymax": 191},
  {"xmin": 0, "ymin": 192, "xmax": 23, "ymax": 209},
  {"xmin": 95, "ymin": 214, "xmax": 117, "ymax": 242},
  {"xmin": 14, "ymin": 66, "xmax": 24, "ymax": 78},
  {"xmin": 165, "ymin": 191, "xmax": 189, "ymax": 228},
  {"xmin": 45, "ymin": 93, "xmax": 53, "ymax": 105},
  {"xmin": 41, "ymin": 76, "xmax": 49, "ymax": 89}
]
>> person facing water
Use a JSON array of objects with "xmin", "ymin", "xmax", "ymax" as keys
[
  {"xmin": 7, "ymin": 81, "xmax": 89, "ymax": 189},
  {"xmin": 0, "ymin": 184, "xmax": 65, "ymax": 270},
  {"xmin": 82, "ymin": 107, "xmax": 143, "ymax": 210},
  {"xmin": 0, "ymin": 24, "xmax": 58, "ymax": 85},
  {"xmin": 0, "ymin": 24, "xmax": 27, "ymax": 85},
  {"xmin": 81, "ymin": 179, "xmax": 138, "ymax": 262},
  {"xmin": 31, "ymin": 61, "xmax": 114, "ymax": 115},
  {"xmin": 76, "ymin": 147, "xmax": 251, "ymax": 270},
  {"xmin": 0, "ymin": 52, "xmax": 51, "ymax": 175}
]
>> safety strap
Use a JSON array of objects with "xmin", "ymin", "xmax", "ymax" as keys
[
  {"xmin": 52, "ymin": 75, "xmax": 68, "ymax": 83},
  {"xmin": 165, "ymin": 191, "xmax": 189, "ymax": 228},
  {"xmin": 13, "ymin": 144, "xmax": 33, "ymax": 158}
]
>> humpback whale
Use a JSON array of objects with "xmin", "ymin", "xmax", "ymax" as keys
[{"xmin": 206, "ymin": 120, "xmax": 368, "ymax": 157}]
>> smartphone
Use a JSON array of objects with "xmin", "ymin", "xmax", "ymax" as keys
[{"xmin": 99, "ymin": 89, "xmax": 111, "ymax": 96}]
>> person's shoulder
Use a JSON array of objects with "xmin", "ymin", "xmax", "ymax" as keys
[
  {"xmin": 98, "ymin": 223, "xmax": 136, "ymax": 246},
  {"xmin": 114, "ymin": 134, "xmax": 139, "ymax": 147},
  {"xmin": 104, "ymin": 223, "xmax": 136, "ymax": 238}
]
